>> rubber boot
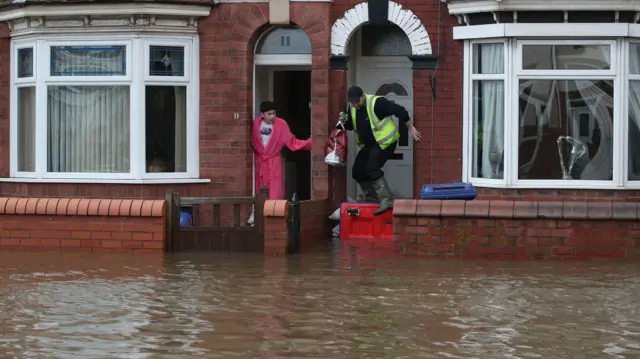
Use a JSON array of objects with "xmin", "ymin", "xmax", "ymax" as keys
[
  {"xmin": 372, "ymin": 177, "xmax": 394, "ymax": 216},
  {"xmin": 358, "ymin": 181, "xmax": 378, "ymax": 202}
]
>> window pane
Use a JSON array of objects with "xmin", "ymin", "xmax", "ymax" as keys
[
  {"xmin": 145, "ymin": 86, "xmax": 187, "ymax": 173},
  {"xmin": 360, "ymin": 24, "xmax": 411, "ymax": 56},
  {"xmin": 522, "ymin": 45, "xmax": 610, "ymax": 70},
  {"xmin": 518, "ymin": 79, "xmax": 613, "ymax": 181},
  {"xmin": 17, "ymin": 87, "xmax": 35, "ymax": 172},
  {"xmin": 47, "ymin": 86, "xmax": 130, "ymax": 173},
  {"xmin": 472, "ymin": 43, "xmax": 504, "ymax": 74},
  {"xmin": 150, "ymin": 46, "xmax": 184, "ymax": 76},
  {"xmin": 256, "ymin": 27, "xmax": 312, "ymax": 55},
  {"xmin": 18, "ymin": 48, "xmax": 33, "ymax": 78},
  {"xmin": 472, "ymin": 80, "xmax": 504, "ymax": 179},
  {"xmin": 630, "ymin": 43, "xmax": 640, "ymax": 74},
  {"xmin": 628, "ymin": 81, "xmax": 640, "ymax": 180},
  {"xmin": 51, "ymin": 46, "xmax": 126, "ymax": 76}
]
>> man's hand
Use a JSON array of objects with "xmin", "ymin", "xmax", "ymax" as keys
[{"xmin": 408, "ymin": 124, "xmax": 422, "ymax": 142}]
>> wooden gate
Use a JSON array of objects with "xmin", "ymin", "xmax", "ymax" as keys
[{"xmin": 165, "ymin": 188, "xmax": 268, "ymax": 252}]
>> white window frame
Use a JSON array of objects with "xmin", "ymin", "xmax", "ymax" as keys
[
  {"xmin": 8, "ymin": 33, "xmax": 201, "ymax": 183},
  {"xmin": 463, "ymin": 38, "xmax": 509, "ymax": 187},
  {"xmin": 626, "ymin": 40, "xmax": 640, "ymax": 186},
  {"xmin": 463, "ymin": 37, "xmax": 632, "ymax": 189}
]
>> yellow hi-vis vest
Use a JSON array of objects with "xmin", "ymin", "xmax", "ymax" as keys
[{"xmin": 351, "ymin": 94, "xmax": 400, "ymax": 149}]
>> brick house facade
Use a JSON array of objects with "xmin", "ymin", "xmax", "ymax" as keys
[
  {"xmin": 0, "ymin": 0, "xmax": 460, "ymax": 202},
  {"xmin": 0, "ymin": 0, "xmax": 638, "ymax": 259}
]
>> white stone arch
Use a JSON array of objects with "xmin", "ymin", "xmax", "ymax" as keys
[{"xmin": 330, "ymin": 1, "xmax": 432, "ymax": 56}]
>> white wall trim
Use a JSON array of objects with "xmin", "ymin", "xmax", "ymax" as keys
[
  {"xmin": 0, "ymin": 178, "xmax": 212, "ymax": 185},
  {"xmin": 448, "ymin": 0, "xmax": 640, "ymax": 15},
  {"xmin": 254, "ymin": 54, "xmax": 312, "ymax": 65},
  {"xmin": 0, "ymin": 4, "xmax": 211, "ymax": 21},
  {"xmin": 454, "ymin": 23, "xmax": 640, "ymax": 40},
  {"xmin": 220, "ymin": 0, "xmax": 332, "ymax": 2},
  {"xmin": 330, "ymin": 1, "xmax": 432, "ymax": 56},
  {"xmin": 1, "ymin": 4, "xmax": 211, "ymax": 37}
]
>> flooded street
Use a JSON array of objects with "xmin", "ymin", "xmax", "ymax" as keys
[{"xmin": 0, "ymin": 247, "xmax": 638, "ymax": 359}]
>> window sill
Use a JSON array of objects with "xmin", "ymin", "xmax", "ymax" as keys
[
  {"xmin": 0, "ymin": 178, "xmax": 212, "ymax": 185},
  {"xmin": 468, "ymin": 180, "xmax": 639, "ymax": 191}
]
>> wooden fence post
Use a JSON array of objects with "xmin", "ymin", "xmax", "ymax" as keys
[
  {"xmin": 171, "ymin": 191, "xmax": 180, "ymax": 252},
  {"xmin": 287, "ymin": 192, "xmax": 300, "ymax": 254},
  {"xmin": 165, "ymin": 190, "xmax": 175, "ymax": 252}
]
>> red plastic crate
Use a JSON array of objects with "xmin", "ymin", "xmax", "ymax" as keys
[{"xmin": 339, "ymin": 203, "xmax": 393, "ymax": 240}]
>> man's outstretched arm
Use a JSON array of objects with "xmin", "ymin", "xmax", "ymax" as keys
[{"xmin": 373, "ymin": 97, "xmax": 411, "ymax": 124}]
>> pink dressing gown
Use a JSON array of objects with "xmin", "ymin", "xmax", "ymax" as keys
[{"xmin": 252, "ymin": 116, "xmax": 312, "ymax": 200}]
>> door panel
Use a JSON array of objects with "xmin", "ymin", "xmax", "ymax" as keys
[{"xmin": 353, "ymin": 60, "xmax": 414, "ymax": 199}]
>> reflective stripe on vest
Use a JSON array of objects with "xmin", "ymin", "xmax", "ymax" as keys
[{"xmin": 351, "ymin": 94, "xmax": 399, "ymax": 149}]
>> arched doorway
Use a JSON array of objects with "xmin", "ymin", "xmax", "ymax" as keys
[
  {"xmin": 253, "ymin": 26, "xmax": 312, "ymax": 201},
  {"xmin": 345, "ymin": 23, "xmax": 414, "ymax": 200}
]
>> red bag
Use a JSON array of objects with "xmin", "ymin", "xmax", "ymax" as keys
[{"xmin": 324, "ymin": 122, "xmax": 347, "ymax": 167}]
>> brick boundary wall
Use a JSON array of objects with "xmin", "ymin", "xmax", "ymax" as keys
[
  {"xmin": 393, "ymin": 200, "xmax": 639, "ymax": 261},
  {"xmin": 300, "ymin": 199, "xmax": 330, "ymax": 248},
  {"xmin": 263, "ymin": 199, "xmax": 331, "ymax": 256},
  {"xmin": 263, "ymin": 200, "xmax": 290, "ymax": 256},
  {"xmin": 0, "ymin": 198, "xmax": 166, "ymax": 253}
]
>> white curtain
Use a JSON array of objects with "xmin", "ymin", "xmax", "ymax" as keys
[
  {"xmin": 629, "ymin": 45, "xmax": 640, "ymax": 180},
  {"xmin": 573, "ymin": 81, "xmax": 614, "ymax": 180},
  {"xmin": 17, "ymin": 87, "xmax": 36, "ymax": 172},
  {"xmin": 174, "ymin": 86, "xmax": 187, "ymax": 172},
  {"xmin": 518, "ymin": 45, "xmax": 613, "ymax": 180},
  {"xmin": 472, "ymin": 43, "xmax": 504, "ymax": 179},
  {"xmin": 48, "ymin": 85, "xmax": 130, "ymax": 173},
  {"xmin": 48, "ymin": 47, "xmax": 130, "ymax": 173}
]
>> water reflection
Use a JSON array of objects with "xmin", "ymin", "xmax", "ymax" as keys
[{"xmin": 0, "ymin": 249, "xmax": 637, "ymax": 358}]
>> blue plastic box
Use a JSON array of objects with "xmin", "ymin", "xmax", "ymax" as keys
[{"xmin": 420, "ymin": 182, "xmax": 477, "ymax": 200}]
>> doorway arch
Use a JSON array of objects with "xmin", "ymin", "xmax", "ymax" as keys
[
  {"xmin": 253, "ymin": 26, "xmax": 313, "ymax": 201},
  {"xmin": 330, "ymin": 1, "xmax": 432, "ymax": 56},
  {"xmin": 254, "ymin": 26, "xmax": 312, "ymax": 65}
]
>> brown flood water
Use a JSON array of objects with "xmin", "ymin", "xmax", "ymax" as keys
[{"xmin": 0, "ymin": 246, "xmax": 638, "ymax": 359}]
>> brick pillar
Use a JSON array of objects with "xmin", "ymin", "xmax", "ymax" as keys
[
  {"xmin": 409, "ymin": 55, "xmax": 438, "ymax": 193},
  {"xmin": 329, "ymin": 55, "xmax": 349, "ymax": 211},
  {"xmin": 263, "ymin": 199, "xmax": 290, "ymax": 256}
]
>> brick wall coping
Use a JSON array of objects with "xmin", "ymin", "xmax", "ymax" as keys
[
  {"xmin": 393, "ymin": 199, "xmax": 638, "ymax": 221},
  {"xmin": 264, "ymin": 200, "xmax": 290, "ymax": 217},
  {"xmin": 0, "ymin": 197, "xmax": 165, "ymax": 217}
]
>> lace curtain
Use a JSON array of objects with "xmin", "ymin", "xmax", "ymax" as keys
[
  {"xmin": 628, "ymin": 45, "xmax": 640, "ymax": 180},
  {"xmin": 472, "ymin": 43, "xmax": 505, "ymax": 179}
]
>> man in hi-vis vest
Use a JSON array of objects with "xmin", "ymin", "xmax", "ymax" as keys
[{"xmin": 338, "ymin": 86, "xmax": 422, "ymax": 215}]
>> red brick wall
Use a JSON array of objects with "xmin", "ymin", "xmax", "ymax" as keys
[
  {"xmin": 0, "ymin": 198, "xmax": 166, "ymax": 253},
  {"xmin": 393, "ymin": 199, "xmax": 639, "ymax": 260},
  {"xmin": 0, "ymin": 3, "xmax": 332, "ymax": 200},
  {"xmin": 300, "ymin": 199, "xmax": 330, "ymax": 248},
  {"xmin": 263, "ymin": 200, "xmax": 290, "ymax": 256},
  {"xmin": 476, "ymin": 188, "xmax": 640, "ymax": 202},
  {"xmin": 263, "ymin": 198, "xmax": 330, "ymax": 256}
]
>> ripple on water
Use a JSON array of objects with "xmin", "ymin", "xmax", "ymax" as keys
[{"xmin": 0, "ymin": 251, "xmax": 637, "ymax": 358}]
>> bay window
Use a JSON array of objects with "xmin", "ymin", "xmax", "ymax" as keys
[
  {"xmin": 464, "ymin": 38, "xmax": 640, "ymax": 189},
  {"xmin": 10, "ymin": 35, "xmax": 199, "ymax": 182}
]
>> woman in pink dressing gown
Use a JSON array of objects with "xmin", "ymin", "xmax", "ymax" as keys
[{"xmin": 252, "ymin": 101, "xmax": 312, "ymax": 200}]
